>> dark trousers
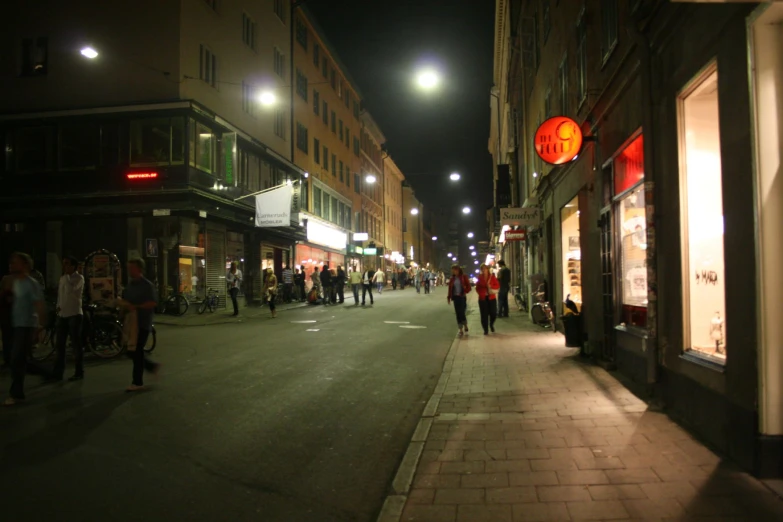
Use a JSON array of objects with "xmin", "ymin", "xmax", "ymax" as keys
[
  {"xmin": 352, "ymin": 284, "xmax": 361, "ymax": 304},
  {"xmin": 10, "ymin": 327, "xmax": 35, "ymax": 399},
  {"xmin": 336, "ymin": 283, "xmax": 345, "ymax": 303},
  {"xmin": 322, "ymin": 285, "xmax": 332, "ymax": 304},
  {"xmin": 424, "ymin": 280, "xmax": 430, "ymax": 294},
  {"xmin": 229, "ymin": 287, "xmax": 239, "ymax": 315},
  {"xmin": 1, "ymin": 318, "xmax": 12, "ymax": 366},
  {"xmin": 452, "ymin": 296, "xmax": 467, "ymax": 327},
  {"xmin": 362, "ymin": 284, "xmax": 374, "ymax": 305},
  {"xmin": 392, "ymin": 279, "xmax": 397, "ymax": 290},
  {"xmin": 54, "ymin": 315, "xmax": 84, "ymax": 378},
  {"xmin": 127, "ymin": 328, "xmax": 158, "ymax": 386},
  {"xmin": 298, "ymin": 282, "xmax": 306, "ymax": 301},
  {"xmin": 267, "ymin": 294, "xmax": 276, "ymax": 312},
  {"xmin": 283, "ymin": 283, "xmax": 293, "ymax": 302},
  {"xmin": 498, "ymin": 291, "xmax": 510, "ymax": 317},
  {"xmin": 478, "ymin": 297, "xmax": 497, "ymax": 333}
]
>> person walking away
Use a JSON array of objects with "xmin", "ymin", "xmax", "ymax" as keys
[
  {"xmin": 282, "ymin": 264, "xmax": 293, "ymax": 303},
  {"xmin": 4, "ymin": 253, "xmax": 46, "ymax": 406},
  {"xmin": 118, "ymin": 259, "xmax": 160, "ymax": 393},
  {"xmin": 52, "ymin": 256, "xmax": 85, "ymax": 381},
  {"xmin": 328, "ymin": 268, "xmax": 338, "ymax": 304},
  {"xmin": 362, "ymin": 267, "xmax": 374, "ymax": 306},
  {"xmin": 447, "ymin": 264, "xmax": 471, "ymax": 337},
  {"xmin": 226, "ymin": 262, "xmax": 242, "ymax": 316},
  {"xmin": 265, "ymin": 268, "xmax": 278, "ymax": 318},
  {"xmin": 293, "ymin": 268, "xmax": 303, "ymax": 302},
  {"xmin": 335, "ymin": 265, "xmax": 346, "ymax": 304},
  {"xmin": 414, "ymin": 267, "xmax": 422, "ymax": 294},
  {"xmin": 319, "ymin": 265, "xmax": 332, "ymax": 306},
  {"xmin": 0, "ymin": 265, "xmax": 15, "ymax": 368},
  {"xmin": 311, "ymin": 266, "xmax": 323, "ymax": 303},
  {"xmin": 476, "ymin": 263, "xmax": 500, "ymax": 335},
  {"xmin": 391, "ymin": 270, "xmax": 398, "ymax": 290},
  {"xmin": 349, "ymin": 267, "xmax": 362, "ymax": 305},
  {"xmin": 497, "ymin": 260, "xmax": 511, "ymax": 318},
  {"xmin": 423, "ymin": 270, "xmax": 431, "ymax": 294},
  {"xmin": 373, "ymin": 267, "xmax": 385, "ymax": 294}
]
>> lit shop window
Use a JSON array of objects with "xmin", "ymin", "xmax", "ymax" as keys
[
  {"xmin": 561, "ymin": 197, "xmax": 581, "ymax": 306},
  {"xmin": 678, "ymin": 63, "xmax": 726, "ymax": 363},
  {"xmin": 614, "ymin": 135, "xmax": 646, "ymax": 328}
]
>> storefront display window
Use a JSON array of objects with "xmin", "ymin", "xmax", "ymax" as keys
[
  {"xmin": 678, "ymin": 64, "xmax": 726, "ymax": 363},
  {"xmin": 560, "ymin": 197, "xmax": 581, "ymax": 306},
  {"xmin": 179, "ymin": 218, "xmax": 206, "ymax": 298},
  {"xmin": 188, "ymin": 119, "xmax": 215, "ymax": 174},
  {"xmin": 614, "ymin": 135, "xmax": 647, "ymax": 328}
]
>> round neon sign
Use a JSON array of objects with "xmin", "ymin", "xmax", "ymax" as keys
[{"xmin": 534, "ymin": 116, "xmax": 584, "ymax": 165}]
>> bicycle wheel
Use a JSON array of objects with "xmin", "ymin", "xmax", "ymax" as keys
[
  {"xmin": 30, "ymin": 326, "xmax": 56, "ymax": 362},
  {"xmin": 166, "ymin": 294, "xmax": 189, "ymax": 316},
  {"xmin": 514, "ymin": 294, "xmax": 524, "ymax": 310},
  {"xmin": 91, "ymin": 320, "xmax": 125, "ymax": 358},
  {"xmin": 208, "ymin": 297, "xmax": 217, "ymax": 313},
  {"xmin": 144, "ymin": 326, "xmax": 156, "ymax": 353},
  {"xmin": 197, "ymin": 298, "xmax": 208, "ymax": 314}
]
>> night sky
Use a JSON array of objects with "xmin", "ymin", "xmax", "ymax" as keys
[{"xmin": 305, "ymin": 0, "xmax": 496, "ymax": 241}]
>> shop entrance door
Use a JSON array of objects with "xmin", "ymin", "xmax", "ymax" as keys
[
  {"xmin": 206, "ymin": 228, "xmax": 227, "ymax": 309},
  {"xmin": 600, "ymin": 208, "xmax": 615, "ymax": 361}
]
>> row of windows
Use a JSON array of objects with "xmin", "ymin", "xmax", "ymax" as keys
[
  {"xmin": 310, "ymin": 92, "xmax": 358, "ymax": 155},
  {"xmin": 312, "ymin": 183, "xmax": 352, "ymax": 230}
]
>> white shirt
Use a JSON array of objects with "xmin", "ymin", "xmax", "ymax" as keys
[
  {"xmin": 373, "ymin": 270, "xmax": 384, "ymax": 282},
  {"xmin": 226, "ymin": 270, "xmax": 243, "ymax": 289},
  {"xmin": 57, "ymin": 272, "xmax": 84, "ymax": 317}
]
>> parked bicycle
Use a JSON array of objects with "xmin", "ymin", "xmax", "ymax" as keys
[
  {"xmin": 513, "ymin": 285, "xmax": 528, "ymax": 313},
  {"xmin": 31, "ymin": 303, "xmax": 127, "ymax": 361},
  {"xmin": 530, "ymin": 283, "xmax": 556, "ymax": 330},
  {"xmin": 159, "ymin": 287, "xmax": 200, "ymax": 316},
  {"xmin": 198, "ymin": 288, "xmax": 219, "ymax": 314}
]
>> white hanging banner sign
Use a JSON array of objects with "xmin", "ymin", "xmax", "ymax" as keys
[
  {"xmin": 500, "ymin": 207, "xmax": 541, "ymax": 227},
  {"xmin": 255, "ymin": 185, "xmax": 293, "ymax": 227}
]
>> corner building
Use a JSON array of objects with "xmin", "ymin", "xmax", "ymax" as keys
[{"xmin": 497, "ymin": 0, "xmax": 783, "ymax": 477}]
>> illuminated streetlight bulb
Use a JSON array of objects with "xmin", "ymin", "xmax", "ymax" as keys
[
  {"xmin": 410, "ymin": 208, "xmax": 419, "ymax": 215},
  {"xmin": 469, "ymin": 245, "xmax": 475, "ymax": 250},
  {"xmin": 259, "ymin": 91, "xmax": 276, "ymax": 106},
  {"xmin": 365, "ymin": 174, "xmax": 377, "ymax": 184},
  {"xmin": 471, "ymin": 251, "xmax": 477, "ymax": 256},
  {"xmin": 475, "ymin": 269, "xmax": 480, "ymax": 274},
  {"xmin": 450, "ymin": 172, "xmax": 461, "ymax": 181},
  {"xmin": 416, "ymin": 69, "xmax": 439, "ymax": 90},
  {"xmin": 448, "ymin": 253, "xmax": 453, "ymax": 257},
  {"xmin": 474, "ymin": 260, "xmax": 479, "ymax": 265},
  {"xmin": 80, "ymin": 47, "xmax": 99, "ymax": 59},
  {"xmin": 467, "ymin": 232, "xmax": 474, "ymax": 238},
  {"xmin": 462, "ymin": 206, "xmax": 471, "ymax": 214},
  {"xmin": 432, "ymin": 236, "xmax": 438, "ymax": 241}
]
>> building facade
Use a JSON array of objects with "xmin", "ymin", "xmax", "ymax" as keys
[
  {"xmin": 493, "ymin": 0, "xmax": 783, "ymax": 477},
  {"xmin": 359, "ymin": 111, "xmax": 386, "ymax": 270},
  {"xmin": 1, "ymin": 0, "xmax": 304, "ymax": 308},
  {"xmin": 383, "ymin": 155, "xmax": 405, "ymax": 268},
  {"xmin": 402, "ymin": 183, "xmax": 423, "ymax": 267}
]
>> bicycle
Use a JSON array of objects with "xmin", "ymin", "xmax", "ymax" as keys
[
  {"xmin": 198, "ymin": 288, "xmax": 219, "ymax": 314},
  {"xmin": 159, "ymin": 292, "xmax": 190, "ymax": 316},
  {"xmin": 513, "ymin": 285, "xmax": 528, "ymax": 313},
  {"xmin": 530, "ymin": 283, "xmax": 556, "ymax": 331}
]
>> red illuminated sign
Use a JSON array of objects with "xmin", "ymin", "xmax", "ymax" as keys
[
  {"xmin": 504, "ymin": 230, "xmax": 526, "ymax": 242},
  {"xmin": 127, "ymin": 172, "xmax": 159, "ymax": 180},
  {"xmin": 534, "ymin": 116, "xmax": 584, "ymax": 165}
]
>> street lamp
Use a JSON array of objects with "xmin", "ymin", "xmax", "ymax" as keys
[
  {"xmin": 462, "ymin": 206, "xmax": 471, "ymax": 215},
  {"xmin": 432, "ymin": 236, "xmax": 438, "ymax": 241},
  {"xmin": 80, "ymin": 47, "xmax": 99, "ymax": 59},
  {"xmin": 416, "ymin": 69, "xmax": 439, "ymax": 90},
  {"xmin": 450, "ymin": 172, "xmax": 461, "ymax": 181},
  {"xmin": 410, "ymin": 208, "xmax": 419, "ymax": 215},
  {"xmin": 467, "ymin": 232, "xmax": 474, "ymax": 238},
  {"xmin": 259, "ymin": 91, "xmax": 276, "ymax": 106},
  {"xmin": 474, "ymin": 260, "xmax": 479, "ymax": 265},
  {"xmin": 471, "ymin": 251, "xmax": 477, "ymax": 256},
  {"xmin": 448, "ymin": 253, "xmax": 453, "ymax": 257},
  {"xmin": 469, "ymin": 245, "xmax": 475, "ymax": 250},
  {"xmin": 365, "ymin": 174, "xmax": 377, "ymax": 184}
]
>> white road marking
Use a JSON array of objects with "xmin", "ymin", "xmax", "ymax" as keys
[
  {"xmin": 291, "ymin": 320, "xmax": 317, "ymax": 323},
  {"xmin": 384, "ymin": 321, "xmax": 410, "ymax": 324},
  {"xmin": 306, "ymin": 329, "xmax": 320, "ymax": 332},
  {"xmin": 400, "ymin": 325, "xmax": 427, "ymax": 329}
]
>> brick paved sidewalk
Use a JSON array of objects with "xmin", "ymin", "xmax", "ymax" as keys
[{"xmin": 384, "ymin": 309, "xmax": 783, "ymax": 522}]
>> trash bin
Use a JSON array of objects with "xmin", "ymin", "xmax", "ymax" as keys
[{"xmin": 562, "ymin": 313, "xmax": 582, "ymax": 348}]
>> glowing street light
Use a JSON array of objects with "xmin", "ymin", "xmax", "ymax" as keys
[
  {"xmin": 432, "ymin": 236, "xmax": 438, "ymax": 241},
  {"xmin": 416, "ymin": 69, "xmax": 439, "ymax": 90},
  {"xmin": 365, "ymin": 174, "xmax": 377, "ymax": 184},
  {"xmin": 467, "ymin": 232, "xmax": 474, "ymax": 238},
  {"xmin": 475, "ymin": 269, "xmax": 480, "ymax": 274},
  {"xmin": 410, "ymin": 208, "xmax": 419, "ymax": 215},
  {"xmin": 469, "ymin": 245, "xmax": 475, "ymax": 250},
  {"xmin": 462, "ymin": 206, "xmax": 471, "ymax": 215},
  {"xmin": 259, "ymin": 91, "xmax": 276, "ymax": 106},
  {"xmin": 450, "ymin": 172, "xmax": 461, "ymax": 181},
  {"xmin": 448, "ymin": 253, "xmax": 453, "ymax": 257},
  {"xmin": 80, "ymin": 47, "xmax": 99, "ymax": 59},
  {"xmin": 474, "ymin": 260, "xmax": 479, "ymax": 265},
  {"xmin": 471, "ymin": 251, "xmax": 477, "ymax": 256}
]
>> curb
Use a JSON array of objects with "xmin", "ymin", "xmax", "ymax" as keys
[
  {"xmin": 155, "ymin": 302, "xmax": 309, "ymax": 327},
  {"xmin": 375, "ymin": 331, "xmax": 461, "ymax": 522}
]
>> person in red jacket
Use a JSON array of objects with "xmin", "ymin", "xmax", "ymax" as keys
[
  {"xmin": 476, "ymin": 263, "xmax": 500, "ymax": 335},
  {"xmin": 447, "ymin": 264, "xmax": 472, "ymax": 337}
]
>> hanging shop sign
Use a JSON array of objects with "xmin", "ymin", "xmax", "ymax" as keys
[
  {"xmin": 534, "ymin": 116, "xmax": 584, "ymax": 165},
  {"xmin": 504, "ymin": 230, "xmax": 527, "ymax": 242},
  {"xmin": 255, "ymin": 184, "xmax": 293, "ymax": 227},
  {"xmin": 364, "ymin": 248, "xmax": 377, "ymax": 255},
  {"xmin": 306, "ymin": 219, "xmax": 347, "ymax": 250},
  {"xmin": 353, "ymin": 232, "xmax": 369, "ymax": 241},
  {"xmin": 223, "ymin": 132, "xmax": 237, "ymax": 186},
  {"xmin": 152, "ymin": 209, "xmax": 171, "ymax": 217},
  {"xmin": 500, "ymin": 207, "xmax": 541, "ymax": 227}
]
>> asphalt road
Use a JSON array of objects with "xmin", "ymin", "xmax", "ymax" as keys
[{"xmin": 0, "ymin": 286, "xmax": 457, "ymax": 522}]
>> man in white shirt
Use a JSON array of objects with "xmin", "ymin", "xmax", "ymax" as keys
[
  {"xmin": 53, "ymin": 256, "xmax": 85, "ymax": 381},
  {"xmin": 373, "ymin": 268, "xmax": 385, "ymax": 294}
]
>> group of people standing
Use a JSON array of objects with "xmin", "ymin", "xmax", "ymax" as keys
[
  {"xmin": 0, "ymin": 252, "xmax": 160, "ymax": 406},
  {"xmin": 310, "ymin": 265, "xmax": 379, "ymax": 306},
  {"xmin": 391, "ymin": 267, "xmax": 444, "ymax": 293}
]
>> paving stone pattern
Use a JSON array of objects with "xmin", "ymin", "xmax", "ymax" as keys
[{"xmin": 401, "ymin": 317, "xmax": 783, "ymax": 522}]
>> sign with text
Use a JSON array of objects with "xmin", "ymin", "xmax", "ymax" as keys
[
  {"xmin": 504, "ymin": 230, "xmax": 527, "ymax": 241},
  {"xmin": 307, "ymin": 220, "xmax": 347, "ymax": 250},
  {"xmin": 500, "ymin": 207, "xmax": 541, "ymax": 227},
  {"xmin": 364, "ymin": 248, "xmax": 377, "ymax": 255},
  {"xmin": 534, "ymin": 116, "xmax": 584, "ymax": 165},
  {"xmin": 255, "ymin": 185, "xmax": 293, "ymax": 227},
  {"xmin": 223, "ymin": 132, "xmax": 237, "ymax": 185}
]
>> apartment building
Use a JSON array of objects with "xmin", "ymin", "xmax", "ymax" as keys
[
  {"xmin": 0, "ymin": 0, "xmax": 302, "ymax": 308},
  {"xmin": 291, "ymin": 6, "xmax": 364, "ymax": 275},
  {"xmin": 493, "ymin": 0, "xmax": 783, "ymax": 477},
  {"xmin": 383, "ymin": 155, "xmax": 405, "ymax": 268},
  {"xmin": 360, "ymin": 111, "xmax": 386, "ymax": 270}
]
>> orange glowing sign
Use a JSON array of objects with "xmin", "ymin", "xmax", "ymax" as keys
[
  {"xmin": 127, "ymin": 172, "xmax": 159, "ymax": 180},
  {"xmin": 534, "ymin": 116, "xmax": 584, "ymax": 165}
]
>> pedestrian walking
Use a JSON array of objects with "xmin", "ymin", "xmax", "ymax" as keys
[
  {"xmin": 497, "ymin": 260, "xmax": 511, "ymax": 317},
  {"xmin": 282, "ymin": 264, "xmax": 293, "ymax": 303},
  {"xmin": 320, "ymin": 264, "xmax": 332, "ymax": 306},
  {"xmin": 311, "ymin": 266, "xmax": 323, "ymax": 303},
  {"xmin": 423, "ymin": 270, "xmax": 431, "ymax": 294},
  {"xmin": 349, "ymin": 267, "xmax": 362, "ymax": 305},
  {"xmin": 4, "ymin": 252, "xmax": 46, "ymax": 406},
  {"xmin": 118, "ymin": 259, "xmax": 160, "ymax": 393},
  {"xmin": 226, "ymin": 261, "xmax": 242, "ymax": 316},
  {"xmin": 414, "ymin": 267, "xmax": 422, "ymax": 294},
  {"xmin": 362, "ymin": 267, "xmax": 374, "ymax": 306},
  {"xmin": 447, "ymin": 264, "xmax": 471, "ymax": 337},
  {"xmin": 0, "ymin": 266, "xmax": 15, "ymax": 368},
  {"xmin": 335, "ymin": 265, "xmax": 346, "ymax": 304},
  {"xmin": 265, "ymin": 268, "xmax": 278, "ymax": 318},
  {"xmin": 52, "ymin": 256, "xmax": 85, "ymax": 381},
  {"xmin": 391, "ymin": 271, "xmax": 398, "ymax": 290},
  {"xmin": 476, "ymin": 263, "xmax": 500, "ymax": 335},
  {"xmin": 373, "ymin": 267, "xmax": 385, "ymax": 294},
  {"xmin": 294, "ymin": 267, "xmax": 304, "ymax": 302}
]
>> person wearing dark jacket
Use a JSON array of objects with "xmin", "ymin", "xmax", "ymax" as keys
[
  {"xmin": 319, "ymin": 265, "xmax": 333, "ymax": 306},
  {"xmin": 447, "ymin": 264, "xmax": 472, "ymax": 337},
  {"xmin": 335, "ymin": 266, "xmax": 346, "ymax": 304},
  {"xmin": 497, "ymin": 260, "xmax": 511, "ymax": 317},
  {"xmin": 361, "ymin": 268, "xmax": 374, "ymax": 306}
]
